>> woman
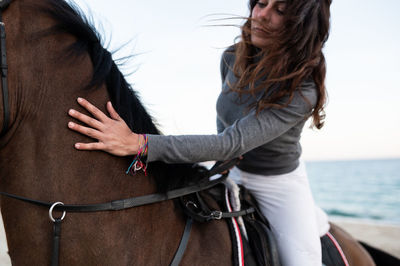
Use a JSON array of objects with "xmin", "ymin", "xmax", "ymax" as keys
[{"xmin": 68, "ymin": 0, "xmax": 332, "ymax": 265}]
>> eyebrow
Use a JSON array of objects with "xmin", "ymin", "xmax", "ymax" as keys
[
  {"xmin": 276, "ymin": 1, "xmax": 287, "ymax": 7},
  {"xmin": 259, "ymin": 0, "xmax": 287, "ymax": 6}
]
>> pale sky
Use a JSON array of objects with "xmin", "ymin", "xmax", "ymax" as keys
[{"xmin": 71, "ymin": 0, "xmax": 400, "ymax": 161}]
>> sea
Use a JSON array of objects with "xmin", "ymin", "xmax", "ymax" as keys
[{"xmin": 305, "ymin": 158, "xmax": 400, "ymax": 225}]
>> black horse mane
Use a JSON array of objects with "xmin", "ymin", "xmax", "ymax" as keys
[{"xmin": 37, "ymin": 0, "xmax": 208, "ymax": 191}]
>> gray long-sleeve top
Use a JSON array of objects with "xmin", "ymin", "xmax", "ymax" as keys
[{"xmin": 147, "ymin": 47, "xmax": 318, "ymax": 175}]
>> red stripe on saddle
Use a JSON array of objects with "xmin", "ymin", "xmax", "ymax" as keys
[{"xmin": 326, "ymin": 231, "xmax": 350, "ymax": 266}]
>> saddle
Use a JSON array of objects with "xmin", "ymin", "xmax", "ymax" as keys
[{"xmin": 180, "ymin": 182, "xmax": 280, "ymax": 266}]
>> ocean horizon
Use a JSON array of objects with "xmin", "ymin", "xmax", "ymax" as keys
[{"xmin": 306, "ymin": 158, "xmax": 400, "ymax": 225}]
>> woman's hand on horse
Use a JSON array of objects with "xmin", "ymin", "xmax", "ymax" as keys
[{"xmin": 68, "ymin": 98, "xmax": 141, "ymax": 156}]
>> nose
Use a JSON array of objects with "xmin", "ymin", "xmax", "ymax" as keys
[{"xmin": 255, "ymin": 5, "xmax": 273, "ymax": 22}]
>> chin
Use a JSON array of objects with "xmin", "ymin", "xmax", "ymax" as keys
[{"xmin": 251, "ymin": 36, "xmax": 269, "ymax": 49}]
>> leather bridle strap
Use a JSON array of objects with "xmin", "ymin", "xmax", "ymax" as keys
[
  {"xmin": 170, "ymin": 218, "xmax": 193, "ymax": 266},
  {"xmin": 0, "ymin": 174, "xmax": 228, "ymax": 211},
  {"xmin": 0, "ymin": 159, "xmax": 240, "ymax": 212},
  {"xmin": 0, "ymin": 0, "xmax": 11, "ymax": 137},
  {"xmin": 51, "ymin": 218, "xmax": 62, "ymax": 266},
  {"xmin": 0, "ymin": 171, "xmax": 229, "ymax": 212}
]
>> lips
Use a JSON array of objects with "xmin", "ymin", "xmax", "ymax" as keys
[{"xmin": 252, "ymin": 26, "xmax": 268, "ymax": 36}]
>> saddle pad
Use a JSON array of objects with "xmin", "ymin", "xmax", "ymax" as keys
[
  {"xmin": 224, "ymin": 187, "xmax": 245, "ymax": 266},
  {"xmin": 321, "ymin": 232, "xmax": 349, "ymax": 266}
]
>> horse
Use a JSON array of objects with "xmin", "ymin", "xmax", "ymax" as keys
[
  {"xmin": 0, "ymin": 0, "xmax": 233, "ymax": 265},
  {"xmin": 0, "ymin": 0, "xmax": 388, "ymax": 265}
]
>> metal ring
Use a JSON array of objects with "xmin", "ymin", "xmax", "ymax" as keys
[{"xmin": 49, "ymin": 202, "xmax": 66, "ymax": 222}]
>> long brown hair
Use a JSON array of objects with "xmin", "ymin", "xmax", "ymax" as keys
[{"xmin": 231, "ymin": 0, "xmax": 332, "ymax": 129}]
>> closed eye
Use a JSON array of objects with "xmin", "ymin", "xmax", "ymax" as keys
[
  {"xmin": 276, "ymin": 8, "xmax": 285, "ymax": 15},
  {"xmin": 256, "ymin": 2, "xmax": 267, "ymax": 8},
  {"xmin": 256, "ymin": 1, "xmax": 286, "ymax": 16},
  {"xmin": 276, "ymin": 3, "xmax": 286, "ymax": 15}
]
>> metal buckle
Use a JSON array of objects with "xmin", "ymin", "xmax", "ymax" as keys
[
  {"xmin": 49, "ymin": 202, "xmax": 66, "ymax": 222},
  {"xmin": 210, "ymin": 211, "xmax": 222, "ymax": 220},
  {"xmin": 185, "ymin": 201, "xmax": 198, "ymax": 210}
]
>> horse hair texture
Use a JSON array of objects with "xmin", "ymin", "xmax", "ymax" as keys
[{"xmin": 35, "ymin": 0, "xmax": 207, "ymax": 192}]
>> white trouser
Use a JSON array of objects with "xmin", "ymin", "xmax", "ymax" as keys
[{"xmin": 229, "ymin": 162, "xmax": 330, "ymax": 266}]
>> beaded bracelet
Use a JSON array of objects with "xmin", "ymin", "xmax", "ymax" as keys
[{"xmin": 126, "ymin": 134, "xmax": 148, "ymax": 176}]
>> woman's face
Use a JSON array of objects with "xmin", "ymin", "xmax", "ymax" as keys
[{"xmin": 250, "ymin": 0, "xmax": 287, "ymax": 48}]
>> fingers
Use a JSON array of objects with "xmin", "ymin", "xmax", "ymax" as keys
[
  {"xmin": 77, "ymin": 97, "xmax": 108, "ymax": 122},
  {"xmin": 68, "ymin": 109, "xmax": 103, "ymax": 130},
  {"xmin": 74, "ymin": 142, "xmax": 106, "ymax": 151},
  {"xmin": 107, "ymin": 101, "xmax": 122, "ymax": 121},
  {"xmin": 68, "ymin": 121, "xmax": 103, "ymax": 140}
]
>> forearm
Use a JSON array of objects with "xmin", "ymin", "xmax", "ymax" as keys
[
  {"xmin": 146, "ymin": 133, "xmax": 238, "ymax": 163},
  {"xmin": 146, "ymin": 118, "xmax": 273, "ymax": 164}
]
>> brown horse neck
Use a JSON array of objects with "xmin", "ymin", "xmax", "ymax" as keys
[
  {"xmin": 0, "ymin": 2, "xmax": 233, "ymax": 265},
  {"xmin": 0, "ymin": 0, "xmax": 155, "ymax": 203}
]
